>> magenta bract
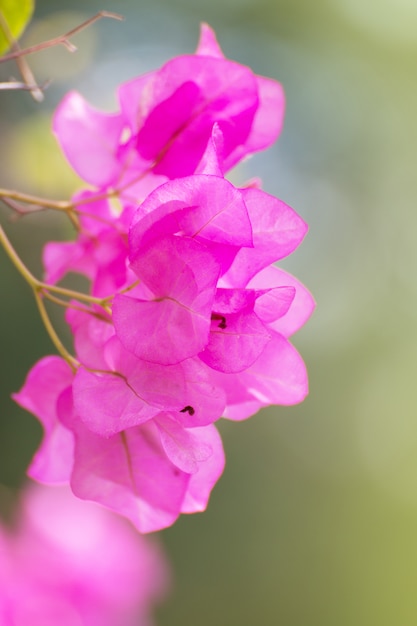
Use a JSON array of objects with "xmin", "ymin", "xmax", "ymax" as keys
[{"xmin": 15, "ymin": 24, "xmax": 314, "ymax": 532}]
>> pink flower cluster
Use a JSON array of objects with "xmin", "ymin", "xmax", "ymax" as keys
[
  {"xmin": 0, "ymin": 483, "xmax": 168, "ymax": 625},
  {"xmin": 14, "ymin": 25, "xmax": 314, "ymax": 532}
]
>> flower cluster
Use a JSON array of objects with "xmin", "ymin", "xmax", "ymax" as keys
[
  {"xmin": 14, "ymin": 25, "xmax": 314, "ymax": 532},
  {"xmin": 0, "ymin": 483, "xmax": 168, "ymax": 625}
]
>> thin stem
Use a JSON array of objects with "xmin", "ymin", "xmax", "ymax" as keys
[
  {"xmin": 0, "ymin": 223, "xmax": 37, "ymax": 285},
  {"xmin": 0, "ymin": 188, "xmax": 70, "ymax": 210},
  {"xmin": 0, "ymin": 79, "xmax": 46, "ymax": 91},
  {"xmin": 33, "ymin": 290, "xmax": 78, "ymax": 371},
  {"xmin": 0, "ymin": 223, "xmax": 109, "ymax": 308},
  {"xmin": 102, "ymin": 279, "xmax": 140, "ymax": 304},
  {"xmin": 42, "ymin": 291, "xmax": 111, "ymax": 322},
  {"xmin": 0, "ymin": 11, "xmax": 124, "ymax": 63},
  {"xmin": 42, "ymin": 282, "xmax": 108, "ymax": 307},
  {"xmin": 42, "ymin": 290, "xmax": 88, "ymax": 311},
  {"xmin": 0, "ymin": 9, "xmax": 43, "ymax": 102}
]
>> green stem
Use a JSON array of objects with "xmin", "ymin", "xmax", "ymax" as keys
[
  {"xmin": 0, "ymin": 188, "xmax": 70, "ymax": 210},
  {"xmin": 34, "ymin": 290, "xmax": 78, "ymax": 371},
  {"xmin": 40, "ymin": 282, "xmax": 107, "ymax": 306},
  {"xmin": 0, "ymin": 223, "xmax": 106, "ymax": 306},
  {"xmin": 0, "ymin": 223, "xmax": 38, "ymax": 285}
]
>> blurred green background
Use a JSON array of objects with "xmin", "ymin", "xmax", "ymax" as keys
[{"xmin": 1, "ymin": 0, "xmax": 417, "ymax": 624}]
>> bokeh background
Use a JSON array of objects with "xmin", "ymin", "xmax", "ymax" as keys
[{"xmin": 1, "ymin": 0, "xmax": 417, "ymax": 624}]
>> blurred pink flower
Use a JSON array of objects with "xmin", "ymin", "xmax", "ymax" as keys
[{"xmin": 0, "ymin": 483, "xmax": 168, "ymax": 625}]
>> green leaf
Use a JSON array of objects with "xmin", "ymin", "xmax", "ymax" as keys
[{"xmin": 0, "ymin": 0, "xmax": 34, "ymax": 55}]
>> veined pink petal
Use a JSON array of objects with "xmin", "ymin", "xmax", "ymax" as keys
[
  {"xmin": 254, "ymin": 286, "xmax": 296, "ymax": 323},
  {"xmin": 12, "ymin": 357, "xmax": 75, "ymax": 483},
  {"xmin": 213, "ymin": 287, "xmax": 256, "ymax": 313},
  {"xmin": 219, "ymin": 333, "xmax": 308, "ymax": 421},
  {"xmin": 129, "ymin": 175, "xmax": 252, "ymax": 252},
  {"xmin": 225, "ymin": 76, "xmax": 285, "ymax": 170},
  {"xmin": 113, "ymin": 236, "xmax": 220, "ymax": 364},
  {"xmin": 210, "ymin": 369, "xmax": 263, "ymax": 421},
  {"xmin": 181, "ymin": 423, "xmax": 225, "ymax": 513},
  {"xmin": 70, "ymin": 421, "xmax": 190, "ymax": 533},
  {"xmin": 223, "ymin": 187, "xmax": 308, "ymax": 286},
  {"xmin": 72, "ymin": 368, "xmax": 162, "ymax": 436},
  {"xmin": 155, "ymin": 414, "xmax": 213, "ymax": 474},
  {"xmin": 247, "ymin": 265, "xmax": 315, "ymax": 337},
  {"xmin": 175, "ymin": 357, "xmax": 226, "ymax": 427},
  {"xmin": 239, "ymin": 332, "xmax": 308, "ymax": 407},
  {"xmin": 53, "ymin": 91, "xmax": 124, "ymax": 187},
  {"xmin": 200, "ymin": 308, "xmax": 271, "ymax": 373},
  {"xmin": 65, "ymin": 307, "xmax": 114, "ymax": 371}
]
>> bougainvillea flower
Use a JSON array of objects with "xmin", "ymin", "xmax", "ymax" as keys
[
  {"xmin": 0, "ymin": 483, "xmax": 168, "ymax": 625},
  {"xmin": 53, "ymin": 24, "xmax": 284, "ymax": 190},
  {"xmin": 12, "ymin": 23, "xmax": 314, "ymax": 533},
  {"xmin": 14, "ymin": 355, "xmax": 225, "ymax": 532},
  {"xmin": 67, "ymin": 307, "xmax": 226, "ymax": 433}
]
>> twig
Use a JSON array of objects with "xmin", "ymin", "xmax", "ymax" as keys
[
  {"xmin": 0, "ymin": 79, "xmax": 40, "ymax": 91},
  {"xmin": 0, "ymin": 11, "xmax": 124, "ymax": 63},
  {"xmin": 0, "ymin": 9, "xmax": 43, "ymax": 101}
]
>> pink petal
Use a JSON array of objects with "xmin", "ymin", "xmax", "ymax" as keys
[
  {"xmin": 195, "ymin": 123, "xmax": 225, "ymax": 176},
  {"xmin": 181, "ymin": 423, "xmax": 225, "ymax": 513},
  {"xmin": 195, "ymin": 23, "xmax": 225, "ymax": 58},
  {"xmin": 113, "ymin": 236, "xmax": 220, "ymax": 364},
  {"xmin": 117, "ymin": 72, "xmax": 155, "ymax": 134},
  {"xmin": 213, "ymin": 287, "xmax": 256, "ymax": 313},
  {"xmin": 66, "ymin": 307, "xmax": 114, "ymax": 370},
  {"xmin": 254, "ymin": 286, "xmax": 296, "ymax": 323},
  {"xmin": 239, "ymin": 332, "xmax": 309, "ymax": 406},
  {"xmin": 155, "ymin": 414, "xmax": 213, "ymax": 474},
  {"xmin": 225, "ymin": 76, "xmax": 285, "ymax": 169},
  {"xmin": 223, "ymin": 187, "xmax": 308, "ymax": 286},
  {"xmin": 53, "ymin": 91, "xmax": 124, "ymax": 187},
  {"xmin": 200, "ymin": 308, "xmax": 271, "ymax": 373},
  {"xmin": 129, "ymin": 175, "xmax": 253, "ymax": 252},
  {"xmin": 72, "ymin": 368, "xmax": 161, "ymax": 436},
  {"xmin": 176, "ymin": 358, "xmax": 226, "ymax": 427},
  {"xmin": 13, "ymin": 357, "xmax": 75, "ymax": 483},
  {"xmin": 43, "ymin": 239, "xmax": 93, "ymax": 285},
  {"xmin": 70, "ymin": 421, "xmax": 190, "ymax": 533},
  {"xmin": 247, "ymin": 265, "xmax": 315, "ymax": 337}
]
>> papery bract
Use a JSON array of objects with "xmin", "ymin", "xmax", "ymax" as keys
[
  {"xmin": 113, "ymin": 234, "xmax": 221, "ymax": 364},
  {"xmin": 54, "ymin": 24, "xmax": 284, "ymax": 191},
  {"xmin": 13, "ymin": 23, "xmax": 314, "ymax": 534},
  {"xmin": 15, "ymin": 349, "xmax": 226, "ymax": 532},
  {"xmin": 13, "ymin": 357, "xmax": 75, "ymax": 484},
  {"xmin": 68, "ymin": 417, "xmax": 225, "ymax": 534}
]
